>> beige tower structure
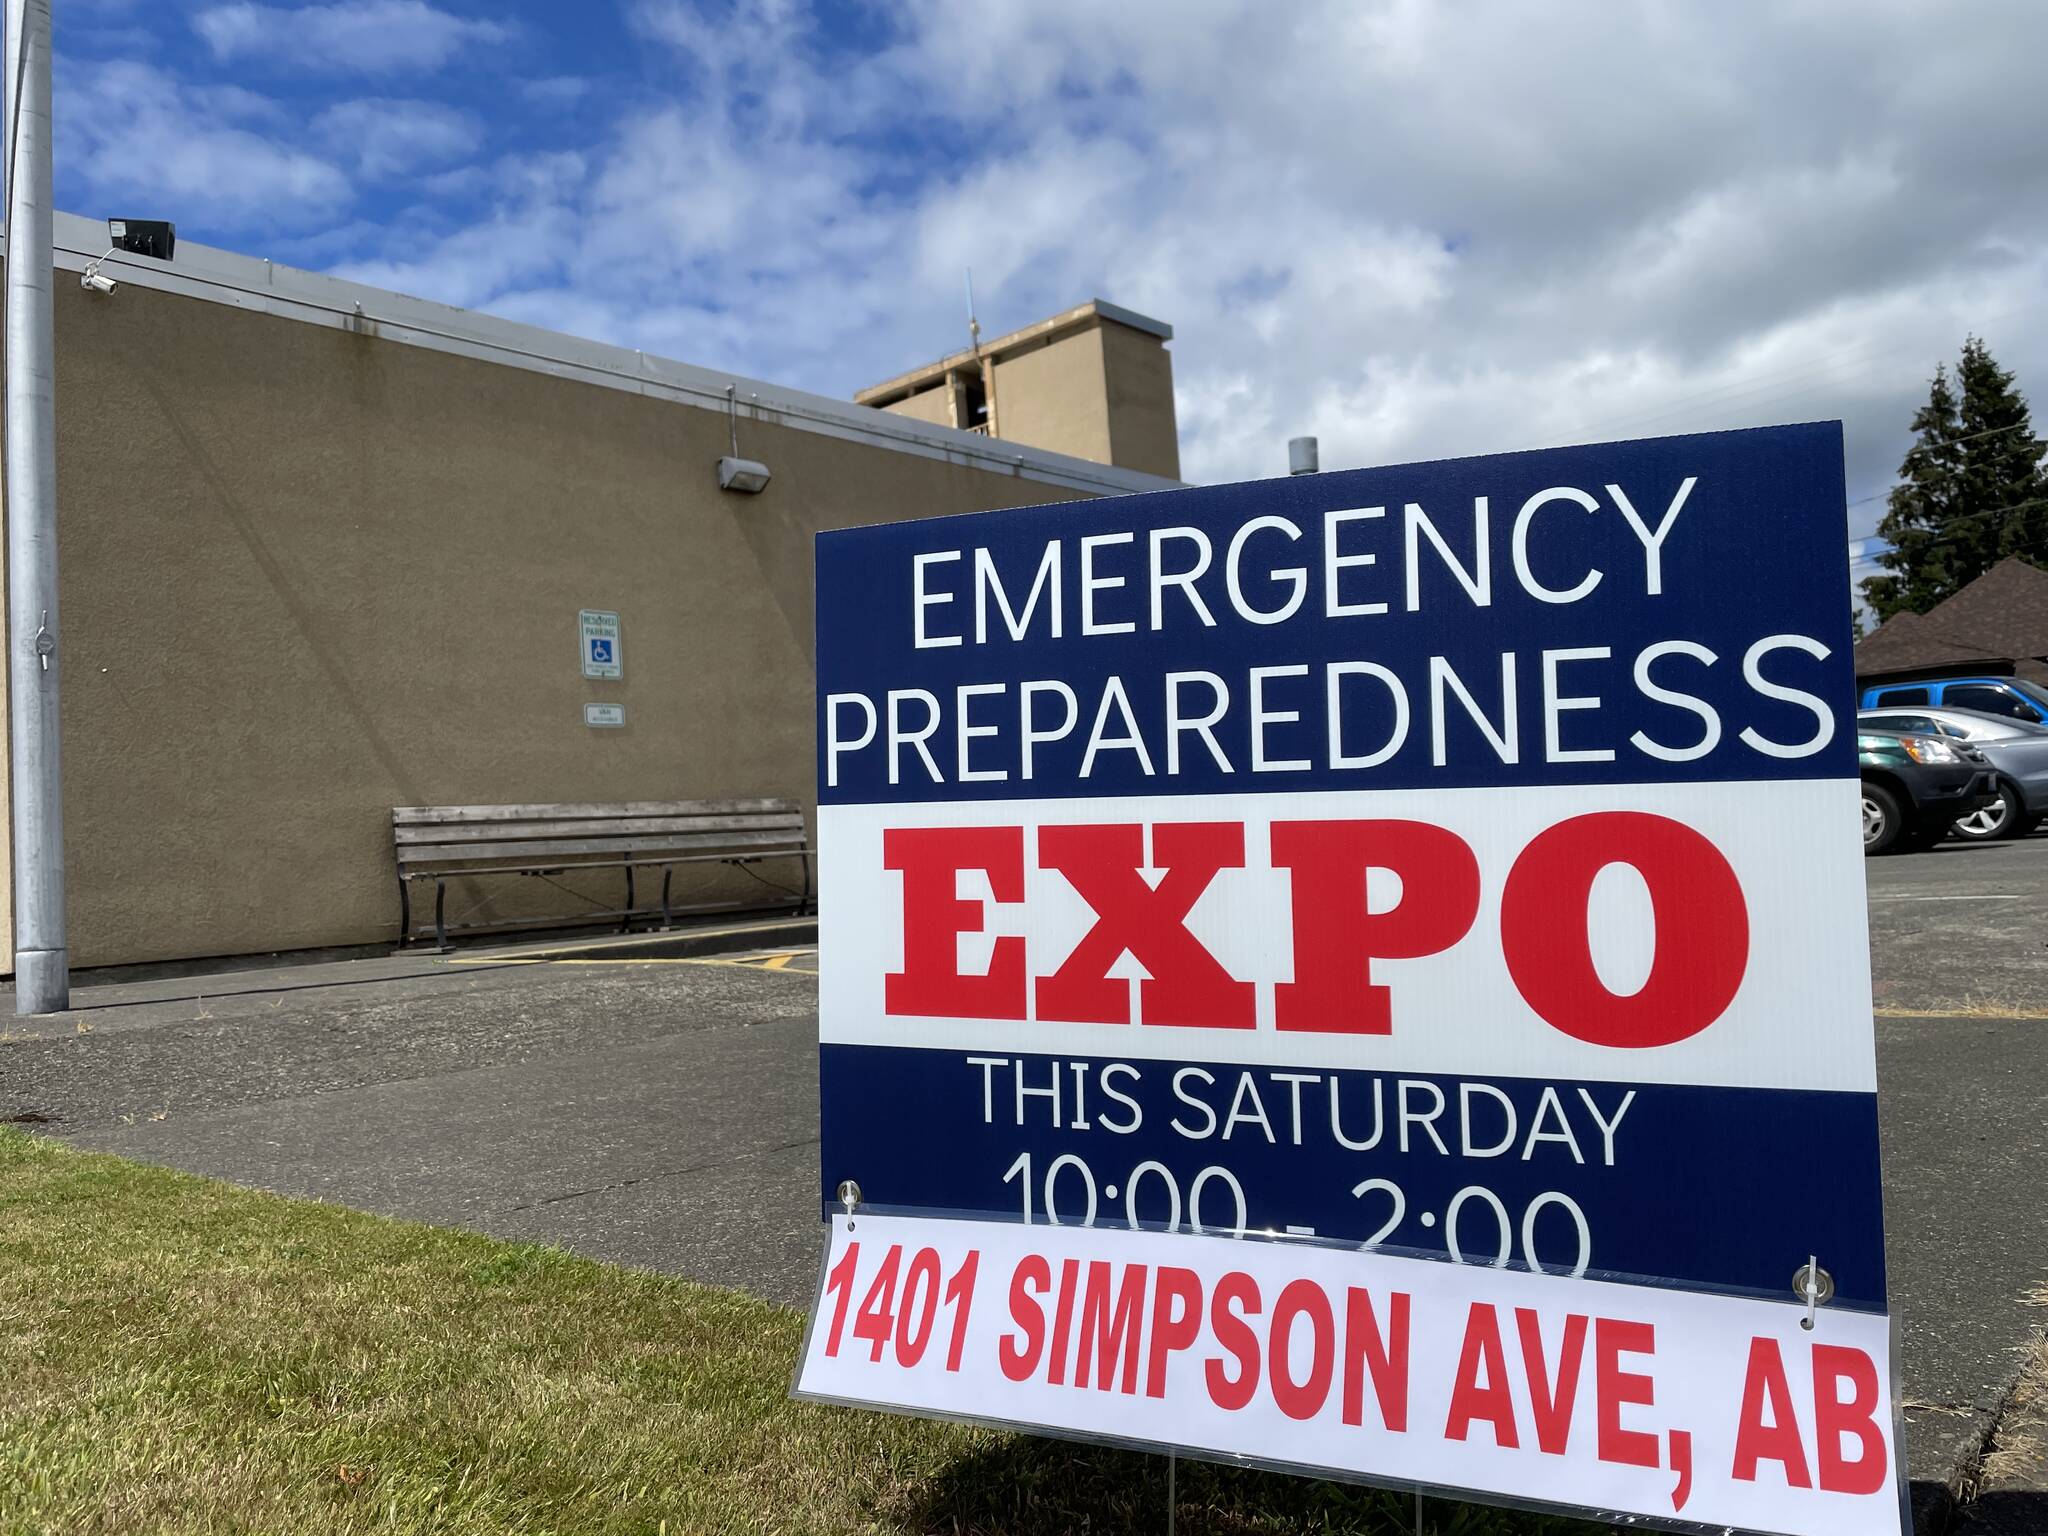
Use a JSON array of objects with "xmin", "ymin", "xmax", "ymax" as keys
[{"xmin": 855, "ymin": 299, "xmax": 1180, "ymax": 481}]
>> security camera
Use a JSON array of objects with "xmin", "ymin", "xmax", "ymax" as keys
[
  {"xmin": 718, "ymin": 455, "xmax": 772, "ymax": 494},
  {"xmin": 80, "ymin": 266, "xmax": 117, "ymax": 295}
]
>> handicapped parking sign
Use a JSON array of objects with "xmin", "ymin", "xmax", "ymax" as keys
[{"xmin": 578, "ymin": 609, "xmax": 623, "ymax": 679}]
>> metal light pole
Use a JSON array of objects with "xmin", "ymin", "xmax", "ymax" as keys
[{"xmin": 5, "ymin": 0, "xmax": 69, "ymax": 1013}]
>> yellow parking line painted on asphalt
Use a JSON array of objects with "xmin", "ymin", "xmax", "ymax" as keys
[
  {"xmin": 442, "ymin": 953, "xmax": 821, "ymax": 976},
  {"xmin": 1875, "ymin": 1006, "xmax": 2048, "ymax": 1020},
  {"xmin": 442, "ymin": 917, "xmax": 816, "ymax": 964}
]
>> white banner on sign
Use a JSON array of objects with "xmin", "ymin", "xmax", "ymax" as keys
[
  {"xmin": 796, "ymin": 1214, "xmax": 1903, "ymax": 1536},
  {"xmin": 818, "ymin": 777, "xmax": 1873, "ymax": 1091}
]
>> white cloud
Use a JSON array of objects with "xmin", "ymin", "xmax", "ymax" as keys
[
  {"xmin": 192, "ymin": 1, "xmax": 511, "ymax": 74},
  {"xmin": 313, "ymin": 98, "xmax": 481, "ymax": 179},
  {"xmin": 59, "ymin": 59, "xmax": 351, "ymax": 228},
  {"xmin": 85, "ymin": 0, "xmax": 2048, "ymax": 546}
]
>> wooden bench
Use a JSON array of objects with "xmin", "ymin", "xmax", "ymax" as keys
[{"xmin": 392, "ymin": 798, "xmax": 812, "ymax": 950}]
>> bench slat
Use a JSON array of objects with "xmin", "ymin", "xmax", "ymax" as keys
[
  {"xmin": 398, "ymin": 829, "xmax": 807, "ymax": 869},
  {"xmin": 393, "ymin": 798, "xmax": 796, "ymax": 825},
  {"xmin": 393, "ymin": 813, "xmax": 802, "ymax": 846}
]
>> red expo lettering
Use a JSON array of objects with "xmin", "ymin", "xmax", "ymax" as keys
[{"xmin": 884, "ymin": 811, "xmax": 1749, "ymax": 1048}]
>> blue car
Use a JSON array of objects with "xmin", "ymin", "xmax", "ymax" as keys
[{"xmin": 1858, "ymin": 675, "xmax": 2048, "ymax": 725}]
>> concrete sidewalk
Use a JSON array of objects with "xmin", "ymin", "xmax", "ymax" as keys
[{"xmin": 4, "ymin": 847, "xmax": 2047, "ymax": 1529}]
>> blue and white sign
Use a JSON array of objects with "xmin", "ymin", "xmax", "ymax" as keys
[
  {"xmin": 580, "ymin": 609, "xmax": 623, "ymax": 680},
  {"xmin": 815, "ymin": 423, "xmax": 1884, "ymax": 1310},
  {"xmin": 813, "ymin": 423, "xmax": 1884, "ymax": 1309}
]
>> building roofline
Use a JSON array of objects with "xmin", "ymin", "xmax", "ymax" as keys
[
  {"xmin": 854, "ymin": 297, "xmax": 1174, "ymax": 405},
  {"xmin": 15, "ymin": 214, "xmax": 1180, "ymax": 499}
]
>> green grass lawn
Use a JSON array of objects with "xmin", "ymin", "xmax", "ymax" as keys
[{"xmin": 0, "ymin": 1128, "xmax": 1596, "ymax": 1534}]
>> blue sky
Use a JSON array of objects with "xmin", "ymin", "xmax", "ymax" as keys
[{"xmin": 51, "ymin": 0, "xmax": 2048, "ymax": 559}]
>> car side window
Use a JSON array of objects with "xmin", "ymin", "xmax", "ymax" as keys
[
  {"xmin": 1946, "ymin": 684, "xmax": 2033, "ymax": 721},
  {"xmin": 1874, "ymin": 687, "xmax": 1930, "ymax": 705}
]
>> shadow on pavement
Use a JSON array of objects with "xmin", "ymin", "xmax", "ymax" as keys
[
  {"xmin": 1954, "ymin": 1488, "xmax": 2048, "ymax": 1533},
  {"xmin": 888, "ymin": 1432, "xmax": 1592, "ymax": 1533}
]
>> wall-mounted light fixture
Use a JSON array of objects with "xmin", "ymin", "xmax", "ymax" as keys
[
  {"xmin": 718, "ymin": 456, "xmax": 772, "ymax": 493},
  {"xmin": 718, "ymin": 382, "xmax": 771, "ymax": 494},
  {"xmin": 79, "ymin": 217, "xmax": 176, "ymax": 297}
]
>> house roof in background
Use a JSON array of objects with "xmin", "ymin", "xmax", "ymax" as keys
[{"xmin": 1855, "ymin": 556, "xmax": 2048, "ymax": 674}]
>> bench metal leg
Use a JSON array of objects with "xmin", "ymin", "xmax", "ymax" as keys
[
  {"xmin": 802, "ymin": 851, "xmax": 813, "ymax": 915},
  {"xmin": 398, "ymin": 876, "xmax": 412, "ymax": 947},
  {"xmin": 622, "ymin": 866, "xmax": 636, "ymax": 934},
  {"xmin": 434, "ymin": 879, "xmax": 449, "ymax": 953},
  {"xmin": 660, "ymin": 867, "xmax": 673, "ymax": 930}
]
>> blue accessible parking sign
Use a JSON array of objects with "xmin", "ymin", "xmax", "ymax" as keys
[{"xmin": 579, "ymin": 609, "xmax": 622, "ymax": 680}]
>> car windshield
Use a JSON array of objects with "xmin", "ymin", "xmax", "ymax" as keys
[
  {"xmin": 1938, "ymin": 708, "xmax": 2048, "ymax": 740},
  {"xmin": 1857, "ymin": 710, "xmax": 1945, "ymax": 735},
  {"xmin": 2013, "ymin": 678, "xmax": 2048, "ymax": 712}
]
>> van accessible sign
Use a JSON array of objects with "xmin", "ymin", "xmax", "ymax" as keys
[{"xmin": 800, "ymin": 424, "xmax": 1898, "ymax": 1532}]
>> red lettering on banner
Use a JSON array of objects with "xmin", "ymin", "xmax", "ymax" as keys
[
  {"xmin": 1517, "ymin": 1308, "xmax": 1588, "ymax": 1455},
  {"xmin": 1047, "ymin": 1258, "xmax": 1081, "ymax": 1387},
  {"xmin": 821, "ymin": 1240, "xmax": 860, "ymax": 1358},
  {"xmin": 1501, "ymin": 812, "xmax": 1748, "ymax": 1048},
  {"xmin": 1732, "ymin": 1337, "xmax": 1812, "ymax": 1487},
  {"xmin": 1669, "ymin": 1428, "xmax": 1694, "ymax": 1512},
  {"xmin": 1813, "ymin": 1344, "xmax": 1888, "ymax": 1494},
  {"xmin": 1269, "ymin": 1279, "xmax": 1337, "ymax": 1421},
  {"xmin": 884, "ymin": 826, "xmax": 1026, "ymax": 1018},
  {"xmin": 1341, "ymin": 1288, "xmax": 1411, "ymax": 1432},
  {"xmin": 1076, "ymin": 1261, "xmax": 1147, "ymax": 1393},
  {"xmin": 1728, "ymin": 1343, "xmax": 1810, "ymax": 1482},
  {"xmin": 1206, "ymin": 1271, "xmax": 1262, "ymax": 1411},
  {"xmin": 1146, "ymin": 1267, "xmax": 1204, "ymax": 1398},
  {"xmin": 852, "ymin": 1245, "xmax": 903, "ymax": 1363},
  {"xmin": 1037, "ymin": 823, "xmax": 1254, "ymax": 1028},
  {"xmin": 1273, "ymin": 821, "xmax": 1480, "ymax": 1034},
  {"xmin": 1595, "ymin": 1318, "xmax": 1660, "ymax": 1468},
  {"xmin": 1445, "ymin": 1303, "xmax": 1520, "ymax": 1449},
  {"xmin": 999, "ymin": 1255, "xmax": 1050, "ymax": 1383},
  {"xmin": 942, "ymin": 1250, "xmax": 979, "ymax": 1371}
]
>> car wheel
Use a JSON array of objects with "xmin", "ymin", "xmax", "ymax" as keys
[
  {"xmin": 1951, "ymin": 782, "xmax": 2026, "ymax": 841},
  {"xmin": 1862, "ymin": 782, "xmax": 1904, "ymax": 854}
]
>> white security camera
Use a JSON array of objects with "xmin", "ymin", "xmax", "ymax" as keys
[{"xmin": 80, "ymin": 266, "xmax": 117, "ymax": 295}]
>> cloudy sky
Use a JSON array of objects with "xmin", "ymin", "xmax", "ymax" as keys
[{"xmin": 53, "ymin": 0, "xmax": 2048, "ymax": 570}]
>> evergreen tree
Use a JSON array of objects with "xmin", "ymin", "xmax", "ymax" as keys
[
  {"xmin": 1956, "ymin": 335, "xmax": 2048, "ymax": 565},
  {"xmin": 1862, "ymin": 337, "xmax": 2047, "ymax": 620},
  {"xmin": 1862, "ymin": 364, "xmax": 1964, "ymax": 620}
]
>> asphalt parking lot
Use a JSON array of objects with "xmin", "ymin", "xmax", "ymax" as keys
[{"xmin": 3, "ymin": 838, "xmax": 2046, "ymax": 1525}]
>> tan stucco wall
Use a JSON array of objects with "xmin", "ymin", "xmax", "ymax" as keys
[
  {"xmin": 878, "ymin": 379, "xmax": 955, "ymax": 429},
  {"xmin": 23, "ymin": 278, "xmax": 1095, "ymax": 968},
  {"xmin": 990, "ymin": 327, "xmax": 1113, "ymax": 468},
  {"xmin": 1099, "ymin": 321, "xmax": 1181, "ymax": 481}
]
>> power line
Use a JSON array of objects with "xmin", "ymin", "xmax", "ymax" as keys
[
  {"xmin": 1582, "ymin": 300, "xmax": 2044, "ymax": 443},
  {"xmin": 1843, "ymin": 421, "xmax": 2043, "ymax": 516}
]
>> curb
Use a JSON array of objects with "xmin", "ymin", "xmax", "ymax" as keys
[
  {"xmin": 1952, "ymin": 1339, "xmax": 2048, "ymax": 1534},
  {"xmin": 467, "ymin": 916, "xmax": 819, "ymax": 965}
]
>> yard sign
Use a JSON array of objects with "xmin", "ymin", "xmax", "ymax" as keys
[{"xmin": 799, "ymin": 423, "xmax": 1898, "ymax": 1535}]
